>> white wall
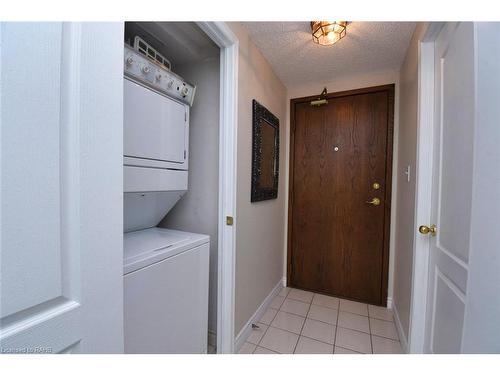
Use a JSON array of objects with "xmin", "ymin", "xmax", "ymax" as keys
[
  {"xmin": 160, "ymin": 56, "xmax": 220, "ymax": 335},
  {"xmin": 391, "ymin": 23, "xmax": 427, "ymax": 345},
  {"xmin": 285, "ymin": 70, "xmax": 400, "ymax": 306},
  {"xmin": 228, "ymin": 22, "xmax": 288, "ymax": 335},
  {"xmin": 461, "ymin": 22, "xmax": 500, "ymax": 353}
]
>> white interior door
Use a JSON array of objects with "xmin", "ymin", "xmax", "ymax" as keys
[
  {"xmin": 423, "ymin": 22, "xmax": 475, "ymax": 353},
  {"xmin": 1, "ymin": 22, "xmax": 124, "ymax": 353}
]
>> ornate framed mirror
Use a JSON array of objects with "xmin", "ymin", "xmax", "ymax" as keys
[{"xmin": 251, "ymin": 99, "xmax": 279, "ymax": 202}]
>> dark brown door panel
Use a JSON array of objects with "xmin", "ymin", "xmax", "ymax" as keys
[{"xmin": 288, "ymin": 85, "xmax": 394, "ymax": 306}]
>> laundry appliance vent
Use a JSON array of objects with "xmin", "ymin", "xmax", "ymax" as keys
[{"xmin": 133, "ymin": 36, "xmax": 172, "ymax": 71}]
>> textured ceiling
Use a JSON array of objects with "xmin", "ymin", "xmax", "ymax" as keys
[{"xmin": 242, "ymin": 22, "xmax": 416, "ymax": 89}]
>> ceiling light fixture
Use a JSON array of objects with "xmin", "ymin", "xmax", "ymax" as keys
[{"xmin": 311, "ymin": 21, "xmax": 348, "ymax": 46}]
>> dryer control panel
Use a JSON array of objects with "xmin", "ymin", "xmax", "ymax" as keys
[{"xmin": 124, "ymin": 44, "xmax": 196, "ymax": 106}]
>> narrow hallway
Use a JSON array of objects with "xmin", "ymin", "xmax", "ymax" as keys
[{"xmin": 238, "ymin": 287, "xmax": 402, "ymax": 354}]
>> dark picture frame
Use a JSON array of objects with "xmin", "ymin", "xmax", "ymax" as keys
[{"xmin": 251, "ymin": 99, "xmax": 280, "ymax": 202}]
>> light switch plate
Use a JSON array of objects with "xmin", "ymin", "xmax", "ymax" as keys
[{"xmin": 404, "ymin": 165, "xmax": 411, "ymax": 182}]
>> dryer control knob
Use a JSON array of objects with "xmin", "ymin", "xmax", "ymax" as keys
[
  {"xmin": 155, "ymin": 73, "xmax": 162, "ymax": 81},
  {"xmin": 142, "ymin": 66, "xmax": 150, "ymax": 74},
  {"xmin": 181, "ymin": 87, "xmax": 189, "ymax": 96},
  {"xmin": 126, "ymin": 57, "xmax": 133, "ymax": 66},
  {"xmin": 167, "ymin": 80, "xmax": 174, "ymax": 88}
]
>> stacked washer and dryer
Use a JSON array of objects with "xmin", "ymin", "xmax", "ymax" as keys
[{"xmin": 122, "ymin": 42, "xmax": 210, "ymax": 354}]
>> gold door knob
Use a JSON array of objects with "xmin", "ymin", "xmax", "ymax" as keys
[
  {"xmin": 419, "ymin": 224, "xmax": 437, "ymax": 236},
  {"xmin": 366, "ymin": 197, "xmax": 381, "ymax": 206}
]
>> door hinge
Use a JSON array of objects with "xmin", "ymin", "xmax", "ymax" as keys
[{"xmin": 226, "ymin": 216, "xmax": 234, "ymax": 226}]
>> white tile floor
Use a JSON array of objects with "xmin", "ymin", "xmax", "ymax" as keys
[{"xmin": 238, "ymin": 287, "xmax": 404, "ymax": 354}]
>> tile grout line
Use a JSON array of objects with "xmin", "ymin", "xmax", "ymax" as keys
[
  {"xmin": 259, "ymin": 287, "xmax": 308, "ymax": 354},
  {"xmin": 252, "ymin": 323, "xmax": 269, "ymax": 348},
  {"xmin": 253, "ymin": 345, "xmax": 280, "ymax": 354},
  {"xmin": 299, "ymin": 301, "xmax": 337, "ymax": 347},
  {"xmin": 251, "ymin": 287, "xmax": 290, "ymax": 352},
  {"xmin": 281, "ymin": 296, "xmax": 344, "ymax": 319},
  {"xmin": 272, "ymin": 292, "xmax": 288, "ymax": 310},
  {"xmin": 293, "ymin": 289, "xmax": 395, "ymax": 320},
  {"xmin": 335, "ymin": 308, "xmax": 397, "ymax": 338},
  {"xmin": 368, "ymin": 312, "xmax": 374, "ymax": 354},
  {"xmin": 300, "ymin": 333, "xmax": 335, "ymax": 347},
  {"xmin": 264, "ymin": 319, "xmax": 307, "ymax": 337},
  {"xmin": 337, "ymin": 310, "xmax": 398, "ymax": 339},
  {"xmin": 271, "ymin": 293, "xmax": 340, "ymax": 350},
  {"xmin": 259, "ymin": 297, "xmax": 283, "ymax": 344},
  {"xmin": 333, "ymin": 299, "xmax": 340, "ymax": 353},
  {"xmin": 336, "ymin": 301, "xmax": 373, "ymax": 354},
  {"xmin": 268, "ymin": 321, "xmax": 338, "ymax": 347},
  {"xmin": 255, "ymin": 288, "xmax": 399, "ymax": 354},
  {"xmin": 371, "ymin": 332, "xmax": 401, "ymax": 342},
  {"xmin": 297, "ymin": 335, "xmax": 336, "ymax": 353},
  {"xmin": 292, "ymin": 298, "xmax": 313, "ymax": 353},
  {"xmin": 367, "ymin": 309, "xmax": 400, "ymax": 342},
  {"xmin": 367, "ymin": 306, "xmax": 395, "ymax": 322},
  {"xmin": 257, "ymin": 323, "xmax": 400, "ymax": 349},
  {"xmin": 335, "ymin": 344, "xmax": 365, "ymax": 354},
  {"xmin": 286, "ymin": 296, "xmax": 314, "ymax": 304},
  {"xmin": 335, "ymin": 324, "xmax": 399, "ymax": 341},
  {"xmin": 280, "ymin": 305, "xmax": 393, "ymax": 324}
]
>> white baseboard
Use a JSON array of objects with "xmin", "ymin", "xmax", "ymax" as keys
[
  {"xmin": 387, "ymin": 297, "xmax": 393, "ymax": 309},
  {"xmin": 393, "ymin": 301, "xmax": 409, "ymax": 353},
  {"xmin": 234, "ymin": 278, "xmax": 284, "ymax": 353}
]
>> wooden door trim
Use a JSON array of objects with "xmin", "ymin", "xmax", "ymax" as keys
[{"xmin": 287, "ymin": 84, "xmax": 395, "ymax": 306}]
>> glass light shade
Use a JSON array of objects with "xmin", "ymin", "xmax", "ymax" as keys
[{"xmin": 311, "ymin": 21, "xmax": 347, "ymax": 46}]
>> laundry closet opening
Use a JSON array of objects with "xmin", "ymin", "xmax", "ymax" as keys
[{"xmin": 122, "ymin": 22, "xmax": 220, "ymax": 353}]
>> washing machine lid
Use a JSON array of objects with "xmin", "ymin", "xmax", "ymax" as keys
[{"xmin": 123, "ymin": 227, "xmax": 209, "ymax": 275}]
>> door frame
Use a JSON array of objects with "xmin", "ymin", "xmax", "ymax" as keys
[
  {"xmin": 287, "ymin": 84, "xmax": 395, "ymax": 306},
  {"xmin": 196, "ymin": 22, "xmax": 238, "ymax": 354}
]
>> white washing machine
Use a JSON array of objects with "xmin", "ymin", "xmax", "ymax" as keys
[
  {"xmin": 123, "ymin": 228, "xmax": 209, "ymax": 354},
  {"xmin": 122, "ymin": 44, "xmax": 209, "ymax": 353}
]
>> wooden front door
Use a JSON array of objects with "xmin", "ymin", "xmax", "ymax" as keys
[{"xmin": 288, "ymin": 85, "xmax": 394, "ymax": 306}]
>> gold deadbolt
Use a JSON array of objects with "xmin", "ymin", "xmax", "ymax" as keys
[
  {"xmin": 373, "ymin": 182, "xmax": 380, "ymax": 190},
  {"xmin": 226, "ymin": 216, "xmax": 234, "ymax": 226},
  {"xmin": 366, "ymin": 197, "xmax": 381, "ymax": 206},
  {"xmin": 419, "ymin": 224, "xmax": 437, "ymax": 236}
]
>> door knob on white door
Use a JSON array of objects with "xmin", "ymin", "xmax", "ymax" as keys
[{"xmin": 419, "ymin": 224, "xmax": 437, "ymax": 236}]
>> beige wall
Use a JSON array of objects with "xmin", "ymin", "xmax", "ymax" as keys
[
  {"xmin": 228, "ymin": 21, "xmax": 423, "ymax": 344},
  {"xmin": 285, "ymin": 70, "xmax": 400, "ymax": 305},
  {"xmin": 392, "ymin": 23, "xmax": 427, "ymax": 343},
  {"xmin": 228, "ymin": 22, "xmax": 288, "ymax": 335}
]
